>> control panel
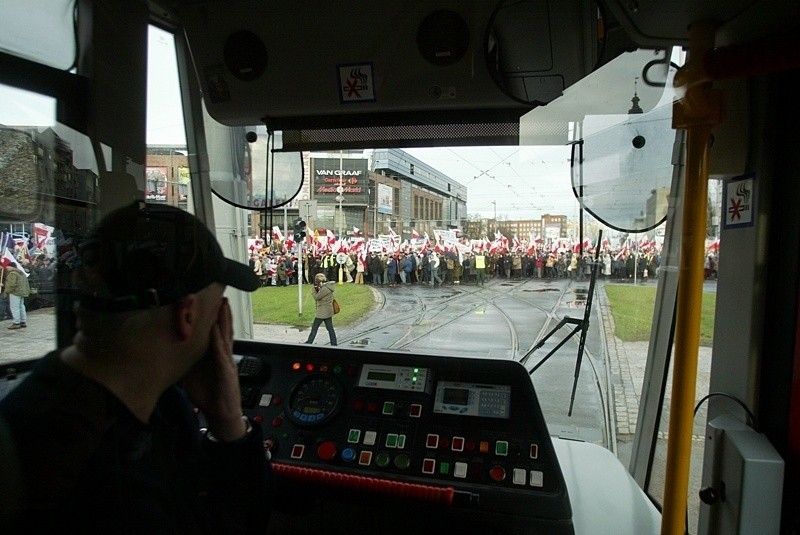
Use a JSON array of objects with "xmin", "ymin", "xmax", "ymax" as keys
[{"xmin": 234, "ymin": 341, "xmax": 572, "ymax": 533}]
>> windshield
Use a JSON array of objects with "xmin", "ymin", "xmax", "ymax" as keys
[{"xmin": 0, "ymin": 24, "xmax": 719, "ymax": 530}]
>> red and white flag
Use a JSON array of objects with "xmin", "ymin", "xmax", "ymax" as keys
[
  {"xmin": 1, "ymin": 248, "xmax": 17, "ymax": 268},
  {"xmin": 33, "ymin": 223, "xmax": 53, "ymax": 250}
]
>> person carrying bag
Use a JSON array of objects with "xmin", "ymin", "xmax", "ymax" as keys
[{"xmin": 304, "ymin": 273, "xmax": 338, "ymax": 346}]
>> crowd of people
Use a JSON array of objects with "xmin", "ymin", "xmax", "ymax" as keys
[{"xmin": 245, "ymin": 247, "xmax": 721, "ymax": 287}]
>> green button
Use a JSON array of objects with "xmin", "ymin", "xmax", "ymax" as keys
[
  {"xmin": 348, "ymin": 429, "xmax": 361, "ymax": 443},
  {"xmin": 397, "ymin": 434, "xmax": 406, "ymax": 449},
  {"xmin": 376, "ymin": 453, "xmax": 391, "ymax": 467},
  {"xmin": 333, "ymin": 365, "xmax": 342, "ymax": 373},
  {"xmin": 382, "ymin": 401, "xmax": 395, "ymax": 415},
  {"xmin": 386, "ymin": 434, "xmax": 398, "ymax": 448},
  {"xmin": 439, "ymin": 461, "xmax": 450, "ymax": 475},
  {"xmin": 496, "ymin": 441, "xmax": 508, "ymax": 456},
  {"xmin": 394, "ymin": 454, "xmax": 411, "ymax": 470}
]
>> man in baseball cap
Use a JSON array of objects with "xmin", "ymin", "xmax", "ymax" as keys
[
  {"xmin": 0, "ymin": 201, "xmax": 273, "ymax": 532},
  {"xmin": 77, "ymin": 201, "xmax": 259, "ymax": 311}
]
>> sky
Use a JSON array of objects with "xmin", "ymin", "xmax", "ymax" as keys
[{"xmin": 147, "ymin": 27, "xmax": 672, "ymax": 221}]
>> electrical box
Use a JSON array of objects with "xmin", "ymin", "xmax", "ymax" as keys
[{"xmin": 698, "ymin": 415, "xmax": 784, "ymax": 534}]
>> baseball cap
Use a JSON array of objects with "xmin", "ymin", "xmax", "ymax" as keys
[{"xmin": 78, "ymin": 201, "xmax": 259, "ymax": 312}]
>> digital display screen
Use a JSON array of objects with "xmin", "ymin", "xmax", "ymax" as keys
[
  {"xmin": 367, "ymin": 371, "xmax": 396, "ymax": 382},
  {"xmin": 442, "ymin": 387, "xmax": 469, "ymax": 406}
]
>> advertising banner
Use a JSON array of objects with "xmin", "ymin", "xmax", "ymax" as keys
[
  {"xmin": 146, "ymin": 167, "xmax": 168, "ymax": 202},
  {"xmin": 377, "ymin": 183, "xmax": 393, "ymax": 214},
  {"xmin": 312, "ymin": 158, "xmax": 369, "ymax": 205}
]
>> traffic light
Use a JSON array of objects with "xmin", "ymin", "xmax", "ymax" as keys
[{"xmin": 293, "ymin": 219, "xmax": 306, "ymax": 242}]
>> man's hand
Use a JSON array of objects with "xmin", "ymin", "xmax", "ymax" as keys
[{"xmin": 182, "ymin": 297, "xmax": 247, "ymax": 441}]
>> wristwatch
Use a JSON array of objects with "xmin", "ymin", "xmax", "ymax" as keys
[{"xmin": 203, "ymin": 415, "xmax": 253, "ymax": 443}]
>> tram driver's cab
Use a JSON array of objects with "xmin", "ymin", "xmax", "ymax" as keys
[{"xmin": 1, "ymin": 0, "xmax": 798, "ymax": 533}]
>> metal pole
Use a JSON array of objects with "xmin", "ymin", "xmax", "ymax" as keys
[
  {"xmin": 661, "ymin": 20, "xmax": 723, "ymax": 534},
  {"xmin": 339, "ymin": 151, "xmax": 344, "ymax": 237},
  {"xmin": 297, "ymin": 240, "xmax": 303, "ymax": 316}
]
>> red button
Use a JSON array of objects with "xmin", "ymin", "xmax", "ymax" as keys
[
  {"xmin": 409, "ymin": 404, "xmax": 422, "ymax": 418},
  {"xmin": 317, "ymin": 441, "xmax": 337, "ymax": 461},
  {"xmin": 252, "ymin": 415, "xmax": 264, "ymax": 424},
  {"xmin": 439, "ymin": 438, "xmax": 450, "ymax": 450},
  {"xmin": 489, "ymin": 465, "xmax": 506, "ymax": 482},
  {"xmin": 422, "ymin": 458, "xmax": 435, "ymax": 474},
  {"xmin": 452, "ymin": 436, "xmax": 465, "ymax": 452},
  {"xmin": 367, "ymin": 401, "xmax": 378, "ymax": 412},
  {"xmin": 426, "ymin": 434, "xmax": 439, "ymax": 449},
  {"xmin": 271, "ymin": 417, "xmax": 283, "ymax": 427},
  {"xmin": 465, "ymin": 440, "xmax": 475, "ymax": 452},
  {"xmin": 353, "ymin": 399, "xmax": 364, "ymax": 411},
  {"xmin": 272, "ymin": 396, "xmax": 282, "ymax": 406}
]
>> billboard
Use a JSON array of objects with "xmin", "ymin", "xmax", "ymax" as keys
[
  {"xmin": 311, "ymin": 158, "xmax": 369, "ymax": 205},
  {"xmin": 377, "ymin": 183, "xmax": 393, "ymax": 214},
  {"xmin": 145, "ymin": 166, "xmax": 168, "ymax": 202}
]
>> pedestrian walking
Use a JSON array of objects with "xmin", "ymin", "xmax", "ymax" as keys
[{"xmin": 305, "ymin": 273, "xmax": 337, "ymax": 346}]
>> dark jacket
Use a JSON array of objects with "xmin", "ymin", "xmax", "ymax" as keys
[{"xmin": 0, "ymin": 352, "xmax": 273, "ymax": 534}]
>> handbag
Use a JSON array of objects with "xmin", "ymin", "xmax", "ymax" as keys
[{"xmin": 332, "ymin": 299, "xmax": 340, "ymax": 315}]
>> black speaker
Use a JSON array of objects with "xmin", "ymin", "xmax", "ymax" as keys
[
  {"xmin": 223, "ymin": 30, "xmax": 268, "ymax": 81},
  {"xmin": 417, "ymin": 10, "xmax": 470, "ymax": 66}
]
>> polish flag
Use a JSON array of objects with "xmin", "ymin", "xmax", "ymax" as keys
[
  {"xmin": 1, "ymin": 248, "xmax": 17, "ymax": 268},
  {"xmin": 411, "ymin": 229, "xmax": 420, "ymax": 239},
  {"xmin": 1, "ymin": 249, "xmax": 28, "ymax": 276},
  {"xmin": 272, "ymin": 226, "xmax": 284, "ymax": 242}
]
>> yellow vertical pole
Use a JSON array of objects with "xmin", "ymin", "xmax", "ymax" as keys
[{"xmin": 662, "ymin": 21, "xmax": 725, "ymax": 534}]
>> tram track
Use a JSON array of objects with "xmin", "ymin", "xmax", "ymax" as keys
[{"xmin": 338, "ymin": 277, "xmax": 534, "ymax": 349}]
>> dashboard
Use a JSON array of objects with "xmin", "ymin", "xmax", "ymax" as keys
[{"xmin": 234, "ymin": 340, "xmax": 574, "ymax": 534}]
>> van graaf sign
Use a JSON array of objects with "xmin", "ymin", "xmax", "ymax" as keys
[{"xmin": 312, "ymin": 158, "xmax": 369, "ymax": 205}]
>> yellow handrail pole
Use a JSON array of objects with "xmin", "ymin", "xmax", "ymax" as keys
[{"xmin": 662, "ymin": 20, "xmax": 725, "ymax": 534}]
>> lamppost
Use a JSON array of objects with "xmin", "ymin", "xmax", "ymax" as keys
[{"xmin": 337, "ymin": 151, "xmax": 344, "ymax": 237}]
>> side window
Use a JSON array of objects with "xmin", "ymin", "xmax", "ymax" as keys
[{"xmin": 0, "ymin": 84, "xmax": 100, "ymax": 364}]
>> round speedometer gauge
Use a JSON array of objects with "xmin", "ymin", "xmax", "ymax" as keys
[{"xmin": 286, "ymin": 374, "xmax": 344, "ymax": 427}]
